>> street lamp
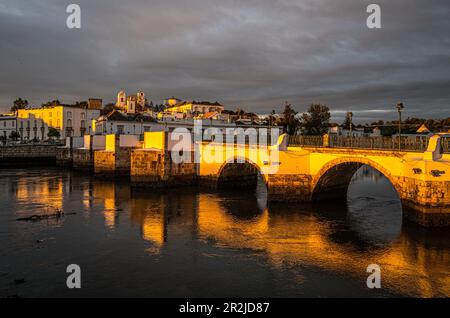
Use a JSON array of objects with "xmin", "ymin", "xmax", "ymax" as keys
[
  {"xmin": 396, "ymin": 102, "xmax": 404, "ymax": 151},
  {"xmin": 347, "ymin": 111, "xmax": 353, "ymax": 147}
]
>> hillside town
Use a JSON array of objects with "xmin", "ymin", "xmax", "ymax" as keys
[{"xmin": 1, "ymin": 91, "xmax": 449, "ymax": 145}]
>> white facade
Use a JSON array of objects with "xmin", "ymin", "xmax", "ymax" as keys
[
  {"xmin": 94, "ymin": 119, "xmax": 156, "ymax": 135},
  {"xmin": 0, "ymin": 116, "xmax": 18, "ymax": 141}
]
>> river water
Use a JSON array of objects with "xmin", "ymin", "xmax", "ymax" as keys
[{"xmin": 0, "ymin": 167, "xmax": 449, "ymax": 298}]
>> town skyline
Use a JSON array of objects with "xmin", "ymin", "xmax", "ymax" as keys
[
  {"xmin": 2, "ymin": 93, "xmax": 448, "ymax": 125},
  {"xmin": 1, "ymin": 0, "xmax": 450, "ymax": 123}
]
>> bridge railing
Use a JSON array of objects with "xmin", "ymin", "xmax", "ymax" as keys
[
  {"xmin": 206, "ymin": 134, "xmax": 277, "ymax": 146},
  {"xmin": 329, "ymin": 136, "xmax": 429, "ymax": 152},
  {"xmin": 288, "ymin": 135, "xmax": 429, "ymax": 152},
  {"xmin": 288, "ymin": 135, "xmax": 324, "ymax": 147},
  {"xmin": 442, "ymin": 137, "xmax": 450, "ymax": 154}
]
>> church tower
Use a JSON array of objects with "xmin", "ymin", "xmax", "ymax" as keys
[
  {"xmin": 116, "ymin": 90, "xmax": 126, "ymax": 109},
  {"xmin": 126, "ymin": 96, "xmax": 136, "ymax": 114},
  {"xmin": 136, "ymin": 91, "xmax": 146, "ymax": 108}
]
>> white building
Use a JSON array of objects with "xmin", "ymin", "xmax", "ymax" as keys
[
  {"xmin": 0, "ymin": 115, "xmax": 50, "ymax": 142},
  {"xmin": 94, "ymin": 110, "xmax": 157, "ymax": 135},
  {"xmin": 0, "ymin": 116, "xmax": 18, "ymax": 141},
  {"xmin": 328, "ymin": 126, "xmax": 366, "ymax": 137}
]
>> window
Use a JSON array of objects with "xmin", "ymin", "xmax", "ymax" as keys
[
  {"xmin": 81, "ymin": 120, "xmax": 85, "ymax": 128},
  {"xmin": 67, "ymin": 119, "xmax": 72, "ymax": 127},
  {"xmin": 81, "ymin": 112, "xmax": 85, "ymax": 120},
  {"xmin": 12, "ymin": 121, "xmax": 15, "ymax": 127},
  {"xmin": 117, "ymin": 125, "xmax": 124, "ymax": 134},
  {"xmin": 67, "ymin": 111, "xmax": 72, "ymax": 119},
  {"xmin": 3, "ymin": 122, "xmax": 6, "ymax": 127},
  {"xmin": 49, "ymin": 112, "xmax": 52, "ymax": 118}
]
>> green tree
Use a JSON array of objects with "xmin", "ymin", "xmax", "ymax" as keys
[
  {"xmin": 47, "ymin": 127, "xmax": 61, "ymax": 139},
  {"xmin": 282, "ymin": 102, "xmax": 300, "ymax": 135},
  {"xmin": 10, "ymin": 98, "xmax": 28, "ymax": 113},
  {"xmin": 301, "ymin": 104, "xmax": 331, "ymax": 135}
]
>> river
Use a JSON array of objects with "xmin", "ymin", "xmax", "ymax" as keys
[{"xmin": 0, "ymin": 166, "xmax": 449, "ymax": 297}]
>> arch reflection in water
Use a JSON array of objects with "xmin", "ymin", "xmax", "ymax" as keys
[
  {"xmin": 193, "ymin": 166, "xmax": 449, "ymax": 297},
  {"xmin": 3, "ymin": 168, "xmax": 448, "ymax": 297}
]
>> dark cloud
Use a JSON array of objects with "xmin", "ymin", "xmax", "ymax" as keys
[{"xmin": 0, "ymin": 0, "xmax": 449, "ymax": 122}]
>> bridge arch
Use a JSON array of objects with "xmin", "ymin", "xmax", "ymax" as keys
[
  {"xmin": 310, "ymin": 157, "xmax": 401, "ymax": 202},
  {"xmin": 216, "ymin": 156, "xmax": 268, "ymax": 190}
]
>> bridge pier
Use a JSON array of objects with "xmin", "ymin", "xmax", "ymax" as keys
[
  {"xmin": 396, "ymin": 177, "xmax": 450, "ymax": 227},
  {"xmin": 266, "ymin": 174, "xmax": 312, "ymax": 202},
  {"xmin": 94, "ymin": 134, "xmax": 140, "ymax": 177},
  {"xmin": 131, "ymin": 149, "xmax": 197, "ymax": 187},
  {"xmin": 130, "ymin": 132, "xmax": 197, "ymax": 188}
]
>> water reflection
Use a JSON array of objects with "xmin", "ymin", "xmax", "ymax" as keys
[{"xmin": 1, "ymin": 166, "xmax": 449, "ymax": 297}]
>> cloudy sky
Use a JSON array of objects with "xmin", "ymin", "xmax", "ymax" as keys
[{"xmin": 0, "ymin": 0, "xmax": 449, "ymax": 122}]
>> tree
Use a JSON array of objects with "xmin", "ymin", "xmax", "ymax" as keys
[
  {"xmin": 268, "ymin": 109, "xmax": 277, "ymax": 126},
  {"xmin": 74, "ymin": 101, "xmax": 88, "ymax": 108},
  {"xmin": 10, "ymin": 98, "xmax": 28, "ymax": 113},
  {"xmin": 48, "ymin": 127, "xmax": 60, "ymax": 139},
  {"xmin": 301, "ymin": 104, "xmax": 331, "ymax": 135},
  {"xmin": 9, "ymin": 131, "xmax": 20, "ymax": 141},
  {"xmin": 42, "ymin": 100, "xmax": 61, "ymax": 107},
  {"xmin": 342, "ymin": 112, "xmax": 356, "ymax": 130},
  {"xmin": 282, "ymin": 102, "xmax": 300, "ymax": 135}
]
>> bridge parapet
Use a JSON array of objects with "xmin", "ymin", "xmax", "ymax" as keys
[{"xmin": 288, "ymin": 134, "xmax": 430, "ymax": 153}]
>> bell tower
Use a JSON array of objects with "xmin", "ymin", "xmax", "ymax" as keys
[{"xmin": 116, "ymin": 90, "xmax": 126, "ymax": 109}]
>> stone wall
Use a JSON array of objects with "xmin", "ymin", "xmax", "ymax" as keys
[
  {"xmin": 267, "ymin": 174, "xmax": 312, "ymax": 202},
  {"xmin": 397, "ymin": 176, "xmax": 450, "ymax": 226},
  {"xmin": 56, "ymin": 147, "xmax": 72, "ymax": 167},
  {"xmin": 0, "ymin": 144, "xmax": 59, "ymax": 166},
  {"xmin": 94, "ymin": 151, "xmax": 116, "ymax": 175},
  {"xmin": 73, "ymin": 148, "xmax": 93, "ymax": 170},
  {"xmin": 131, "ymin": 150, "xmax": 196, "ymax": 187},
  {"xmin": 94, "ymin": 147, "xmax": 138, "ymax": 176}
]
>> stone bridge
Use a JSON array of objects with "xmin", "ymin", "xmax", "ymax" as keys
[
  {"xmin": 60, "ymin": 131, "xmax": 450, "ymax": 227},
  {"xmin": 194, "ymin": 133, "xmax": 450, "ymax": 227}
]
